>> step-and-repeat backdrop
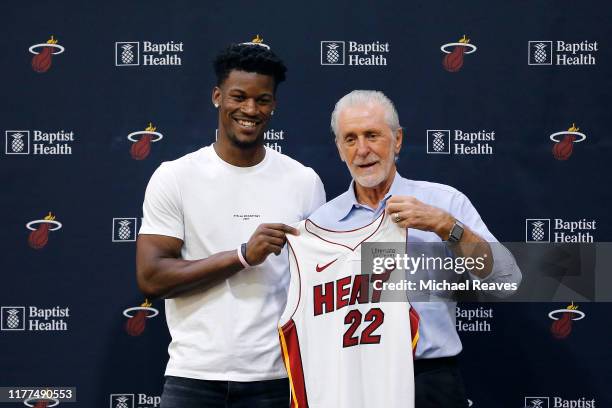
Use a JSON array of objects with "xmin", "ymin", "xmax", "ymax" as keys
[{"xmin": 1, "ymin": 1, "xmax": 611, "ymax": 407}]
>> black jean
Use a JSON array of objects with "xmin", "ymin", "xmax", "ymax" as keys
[
  {"xmin": 160, "ymin": 376, "xmax": 289, "ymax": 408},
  {"xmin": 415, "ymin": 357, "xmax": 469, "ymax": 408}
]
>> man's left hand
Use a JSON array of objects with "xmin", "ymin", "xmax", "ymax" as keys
[{"xmin": 385, "ymin": 195, "xmax": 454, "ymax": 240}]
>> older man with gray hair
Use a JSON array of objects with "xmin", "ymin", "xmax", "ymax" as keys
[{"xmin": 309, "ymin": 90, "xmax": 521, "ymax": 408}]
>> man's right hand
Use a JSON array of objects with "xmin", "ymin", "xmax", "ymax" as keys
[
  {"xmin": 244, "ymin": 223, "xmax": 300, "ymax": 265},
  {"xmin": 136, "ymin": 223, "xmax": 299, "ymax": 298}
]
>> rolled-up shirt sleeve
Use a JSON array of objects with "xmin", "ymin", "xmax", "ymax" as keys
[{"xmin": 451, "ymin": 191, "xmax": 522, "ymax": 296}]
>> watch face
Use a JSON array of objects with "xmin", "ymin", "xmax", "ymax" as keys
[{"xmin": 450, "ymin": 222, "xmax": 464, "ymax": 242}]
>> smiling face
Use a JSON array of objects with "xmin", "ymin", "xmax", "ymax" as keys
[
  {"xmin": 212, "ymin": 70, "xmax": 276, "ymax": 148},
  {"xmin": 335, "ymin": 102, "xmax": 402, "ymax": 189}
]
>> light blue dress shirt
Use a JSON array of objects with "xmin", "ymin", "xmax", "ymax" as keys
[{"xmin": 309, "ymin": 172, "xmax": 521, "ymax": 359}]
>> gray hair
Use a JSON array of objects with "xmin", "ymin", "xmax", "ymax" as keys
[{"xmin": 330, "ymin": 90, "xmax": 401, "ymax": 138}]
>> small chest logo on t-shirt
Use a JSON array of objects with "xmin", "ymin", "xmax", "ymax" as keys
[{"xmin": 233, "ymin": 213, "xmax": 262, "ymax": 221}]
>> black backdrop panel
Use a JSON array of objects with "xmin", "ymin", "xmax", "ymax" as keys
[{"xmin": 1, "ymin": 1, "xmax": 611, "ymax": 407}]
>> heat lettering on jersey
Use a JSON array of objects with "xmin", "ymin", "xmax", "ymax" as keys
[{"xmin": 313, "ymin": 270, "xmax": 392, "ymax": 316}]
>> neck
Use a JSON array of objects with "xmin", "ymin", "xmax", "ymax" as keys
[
  {"xmin": 354, "ymin": 170, "xmax": 396, "ymax": 209},
  {"xmin": 213, "ymin": 134, "xmax": 266, "ymax": 167}
]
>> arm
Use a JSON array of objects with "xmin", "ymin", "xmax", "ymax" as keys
[
  {"xmin": 386, "ymin": 196, "xmax": 493, "ymax": 277},
  {"xmin": 385, "ymin": 195, "xmax": 521, "ymax": 293},
  {"xmin": 136, "ymin": 234, "xmax": 242, "ymax": 299},
  {"xmin": 136, "ymin": 223, "xmax": 299, "ymax": 299},
  {"xmin": 430, "ymin": 213, "xmax": 494, "ymax": 279},
  {"xmin": 444, "ymin": 192, "xmax": 522, "ymax": 292}
]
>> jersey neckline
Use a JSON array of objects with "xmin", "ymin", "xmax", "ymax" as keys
[{"xmin": 304, "ymin": 211, "xmax": 387, "ymax": 251}]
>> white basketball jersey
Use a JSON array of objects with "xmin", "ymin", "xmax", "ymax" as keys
[{"xmin": 279, "ymin": 212, "xmax": 419, "ymax": 408}]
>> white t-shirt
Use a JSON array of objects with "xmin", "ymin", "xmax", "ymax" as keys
[{"xmin": 139, "ymin": 144, "xmax": 326, "ymax": 381}]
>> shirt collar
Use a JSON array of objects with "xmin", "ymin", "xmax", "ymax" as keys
[{"xmin": 334, "ymin": 171, "xmax": 404, "ymax": 221}]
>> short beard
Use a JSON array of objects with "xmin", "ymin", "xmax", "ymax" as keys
[
  {"xmin": 350, "ymin": 149, "xmax": 395, "ymax": 189},
  {"xmin": 226, "ymin": 131, "xmax": 264, "ymax": 149},
  {"xmin": 353, "ymin": 172, "xmax": 387, "ymax": 188}
]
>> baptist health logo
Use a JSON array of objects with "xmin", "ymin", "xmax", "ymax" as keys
[
  {"xmin": 110, "ymin": 394, "xmax": 134, "ymax": 408},
  {"xmin": 525, "ymin": 397, "xmax": 550, "ymax": 408},
  {"xmin": 115, "ymin": 41, "xmax": 184, "ymax": 66},
  {"xmin": 1, "ymin": 306, "xmax": 69, "ymax": 331},
  {"xmin": 526, "ymin": 218, "xmax": 596, "ymax": 243},
  {"xmin": 525, "ymin": 396, "xmax": 595, "ymax": 408},
  {"xmin": 1, "ymin": 307, "xmax": 25, "ymax": 330},
  {"xmin": 5, "ymin": 130, "xmax": 74, "ymax": 155},
  {"xmin": 427, "ymin": 130, "xmax": 450, "ymax": 154},
  {"xmin": 456, "ymin": 306, "xmax": 493, "ymax": 332},
  {"xmin": 528, "ymin": 41, "xmax": 598, "ymax": 66},
  {"xmin": 427, "ymin": 129, "xmax": 495, "ymax": 155},
  {"xmin": 321, "ymin": 40, "xmax": 389, "ymax": 66},
  {"xmin": 321, "ymin": 41, "xmax": 345, "ymax": 65},
  {"xmin": 110, "ymin": 393, "xmax": 161, "ymax": 408},
  {"xmin": 113, "ymin": 218, "xmax": 139, "ymax": 242},
  {"xmin": 526, "ymin": 219, "xmax": 551, "ymax": 243}
]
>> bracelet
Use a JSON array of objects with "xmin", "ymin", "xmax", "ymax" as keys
[{"xmin": 237, "ymin": 243, "xmax": 251, "ymax": 268}]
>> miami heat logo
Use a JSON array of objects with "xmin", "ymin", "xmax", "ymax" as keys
[
  {"xmin": 123, "ymin": 299, "xmax": 158, "ymax": 336},
  {"xmin": 24, "ymin": 397, "xmax": 60, "ymax": 407},
  {"xmin": 441, "ymin": 35, "xmax": 477, "ymax": 72},
  {"xmin": 127, "ymin": 123, "xmax": 163, "ymax": 160},
  {"xmin": 29, "ymin": 36, "xmax": 65, "ymax": 73},
  {"xmin": 548, "ymin": 302, "xmax": 585, "ymax": 339},
  {"xmin": 550, "ymin": 123, "xmax": 586, "ymax": 160},
  {"xmin": 26, "ymin": 212, "xmax": 62, "ymax": 249},
  {"xmin": 241, "ymin": 34, "xmax": 271, "ymax": 49}
]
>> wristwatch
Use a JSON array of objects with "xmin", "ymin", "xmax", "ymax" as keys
[{"xmin": 447, "ymin": 220, "xmax": 464, "ymax": 242}]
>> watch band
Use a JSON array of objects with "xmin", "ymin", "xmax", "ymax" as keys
[{"xmin": 237, "ymin": 243, "xmax": 251, "ymax": 268}]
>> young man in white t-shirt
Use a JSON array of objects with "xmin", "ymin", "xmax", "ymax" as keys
[{"xmin": 136, "ymin": 41, "xmax": 325, "ymax": 408}]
